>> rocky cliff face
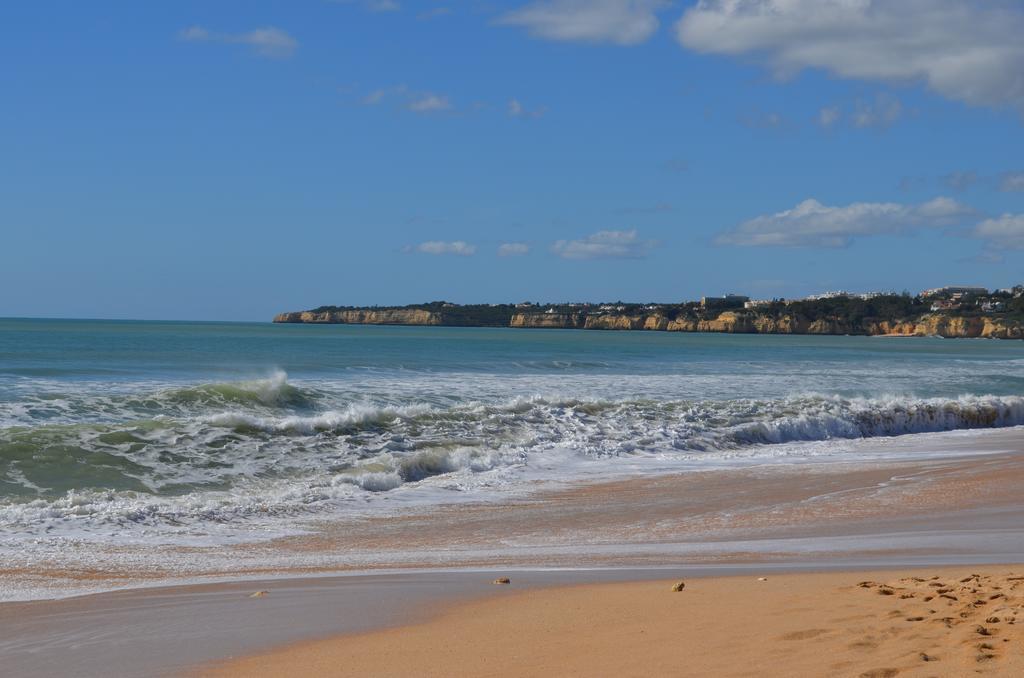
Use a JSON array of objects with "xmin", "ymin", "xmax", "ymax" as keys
[
  {"xmin": 509, "ymin": 313, "xmax": 585, "ymax": 329},
  {"xmin": 276, "ymin": 308, "xmax": 1024, "ymax": 339},
  {"xmin": 273, "ymin": 309, "xmax": 443, "ymax": 325},
  {"xmin": 584, "ymin": 315, "xmax": 646, "ymax": 330},
  {"xmin": 866, "ymin": 315, "xmax": 1024, "ymax": 339},
  {"xmin": 512, "ymin": 311, "xmax": 1024, "ymax": 338}
]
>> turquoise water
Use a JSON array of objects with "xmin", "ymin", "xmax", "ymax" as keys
[{"xmin": 2, "ymin": 317, "xmax": 1024, "ymax": 543}]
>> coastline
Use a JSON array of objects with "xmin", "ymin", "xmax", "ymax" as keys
[{"xmin": 273, "ymin": 305, "xmax": 1024, "ymax": 340}]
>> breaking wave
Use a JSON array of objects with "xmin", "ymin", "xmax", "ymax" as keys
[
  {"xmin": 2, "ymin": 371, "xmax": 1023, "ymax": 542},
  {"xmin": 161, "ymin": 370, "xmax": 319, "ymax": 409}
]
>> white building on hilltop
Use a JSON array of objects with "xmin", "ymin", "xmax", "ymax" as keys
[
  {"xmin": 804, "ymin": 290, "xmax": 849, "ymax": 301},
  {"xmin": 920, "ymin": 286, "xmax": 988, "ymax": 298}
]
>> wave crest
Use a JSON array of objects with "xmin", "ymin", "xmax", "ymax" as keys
[
  {"xmin": 3, "ymin": 391, "xmax": 1024, "ymax": 541},
  {"xmin": 163, "ymin": 371, "xmax": 317, "ymax": 409}
]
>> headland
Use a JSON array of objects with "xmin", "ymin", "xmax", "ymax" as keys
[{"xmin": 274, "ymin": 286, "xmax": 1024, "ymax": 339}]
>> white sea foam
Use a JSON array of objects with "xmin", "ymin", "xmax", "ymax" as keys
[
  {"xmin": 3, "ymin": 375, "xmax": 1024, "ymax": 546},
  {"xmin": 203, "ymin": 401, "xmax": 435, "ymax": 434}
]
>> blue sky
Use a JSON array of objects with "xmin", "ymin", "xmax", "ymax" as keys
[{"xmin": 2, "ymin": 0, "xmax": 1023, "ymax": 321}]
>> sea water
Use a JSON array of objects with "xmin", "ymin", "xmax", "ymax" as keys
[{"xmin": 2, "ymin": 317, "xmax": 1024, "ymax": 547}]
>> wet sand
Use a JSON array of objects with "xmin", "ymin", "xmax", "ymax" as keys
[
  {"xmin": 197, "ymin": 567, "xmax": 1024, "ymax": 678},
  {"xmin": 0, "ymin": 566, "xmax": 835, "ymax": 678}
]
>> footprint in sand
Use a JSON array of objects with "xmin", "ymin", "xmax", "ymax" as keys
[
  {"xmin": 858, "ymin": 669, "xmax": 898, "ymax": 678},
  {"xmin": 780, "ymin": 628, "xmax": 831, "ymax": 641},
  {"xmin": 849, "ymin": 637, "xmax": 879, "ymax": 651}
]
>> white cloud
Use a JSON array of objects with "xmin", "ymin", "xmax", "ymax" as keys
[
  {"xmin": 1000, "ymin": 172, "xmax": 1024, "ymax": 192},
  {"xmin": 335, "ymin": 0, "xmax": 401, "ymax": 12},
  {"xmin": 553, "ymin": 229, "xmax": 656, "ymax": 259},
  {"xmin": 817, "ymin": 106, "xmax": 840, "ymax": 129},
  {"xmin": 413, "ymin": 241, "xmax": 476, "ymax": 256},
  {"xmin": 675, "ymin": 0, "xmax": 1024, "ymax": 110},
  {"xmin": 179, "ymin": 26, "xmax": 298, "ymax": 58},
  {"xmin": 814, "ymin": 94, "xmax": 903, "ymax": 130},
  {"xmin": 408, "ymin": 93, "xmax": 453, "ymax": 113},
  {"xmin": 507, "ymin": 98, "xmax": 546, "ymax": 118},
  {"xmin": 852, "ymin": 93, "xmax": 902, "ymax": 129},
  {"xmin": 974, "ymin": 214, "xmax": 1024, "ymax": 249},
  {"xmin": 362, "ymin": 89, "xmax": 388, "ymax": 105},
  {"xmin": 179, "ymin": 26, "xmax": 210, "ymax": 42},
  {"xmin": 498, "ymin": 0, "xmax": 670, "ymax": 46},
  {"xmin": 498, "ymin": 243, "xmax": 531, "ymax": 256},
  {"xmin": 360, "ymin": 86, "xmax": 454, "ymax": 114},
  {"xmin": 717, "ymin": 197, "xmax": 975, "ymax": 247}
]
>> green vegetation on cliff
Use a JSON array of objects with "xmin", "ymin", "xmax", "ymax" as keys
[{"xmin": 306, "ymin": 301, "xmax": 516, "ymax": 327}]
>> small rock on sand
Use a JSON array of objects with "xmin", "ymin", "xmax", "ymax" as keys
[
  {"xmin": 671, "ymin": 581, "xmax": 686, "ymax": 592},
  {"xmin": 757, "ymin": 577, "xmax": 768, "ymax": 582},
  {"xmin": 492, "ymin": 577, "xmax": 511, "ymax": 585}
]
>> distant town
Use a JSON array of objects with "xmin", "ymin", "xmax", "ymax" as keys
[
  {"xmin": 493, "ymin": 284, "xmax": 1024, "ymax": 317},
  {"xmin": 704, "ymin": 285, "xmax": 1020, "ymax": 314}
]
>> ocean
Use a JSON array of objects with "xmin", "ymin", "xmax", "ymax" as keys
[{"xmin": 2, "ymin": 317, "xmax": 1024, "ymax": 549}]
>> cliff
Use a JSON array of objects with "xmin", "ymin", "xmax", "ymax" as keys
[
  {"xmin": 273, "ymin": 309, "xmax": 443, "ymax": 325},
  {"xmin": 275, "ymin": 305, "xmax": 1024, "ymax": 340},
  {"xmin": 507, "ymin": 311, "xmax": 1024, "ymax": 339},
  {"xmin": 866, "ymin": 316, "xmax": 1024, "ymax": 339},
  {"xmin": 509, "ymin": 312, "xmax": 585, "ymax": 329}
]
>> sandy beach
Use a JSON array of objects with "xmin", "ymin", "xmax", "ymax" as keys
[{"xmin": 197, "ymin": 567, "xmax": 1024, "ymax": 678}]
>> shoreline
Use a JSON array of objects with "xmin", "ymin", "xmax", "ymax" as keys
[{"xmin": 4, "ymin": 427, "xmax": 1024, "ymax": 602}]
